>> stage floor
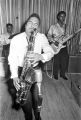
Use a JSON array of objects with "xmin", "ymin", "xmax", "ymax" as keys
[{"xmin": 0, "ymin": 72, "xmax": 81, "ymax": 120}]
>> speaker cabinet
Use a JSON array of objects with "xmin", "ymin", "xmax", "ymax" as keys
[{"xmin": 68, "ymin": 55, "xmax": 81, "ymax": 73}]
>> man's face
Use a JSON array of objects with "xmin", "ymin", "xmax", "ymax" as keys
[
  {"xmin": 59, "ymin": 13, "xmax": 66, "ymax": 24},
  {"xmin": 7, "ymin": 25, "xmax": 13, "ymax": 34},
  {"xmin": 25, "ymin": 17, "xmax": 39, "ymax": 36}
]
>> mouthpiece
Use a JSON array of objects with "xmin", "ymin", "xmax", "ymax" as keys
[
  {"xmin": 31, "ymin": 28, "xmax": 37, "ymax": 35},
  {"xmin": 34, "ymin": 28, "xmax": 36, "ymax": 31}
]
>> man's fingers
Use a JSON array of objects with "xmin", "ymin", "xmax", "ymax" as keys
[
  {"xmin": 13, "ymin": 79, "xmax": 20, "ymax": 91},
  {"xmin": 16, "ymin": 82, "xmax": 20, "ymax": 91}
]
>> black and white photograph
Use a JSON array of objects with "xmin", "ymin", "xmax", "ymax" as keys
[{"xmin": 0, "ymin": 0, "xmax": 81, "ymax": 120}]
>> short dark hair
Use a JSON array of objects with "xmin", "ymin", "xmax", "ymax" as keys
[
  {"xmin": 26, "ymin": 13, "xmax": 41, "ymax": 25},
  {"xmin": 6, "ymin": 23, "xmax": 13, "ymax": 28},
  {"xmin": 57, "ymin": 11, "xmax": 66, "ymax": 21}
]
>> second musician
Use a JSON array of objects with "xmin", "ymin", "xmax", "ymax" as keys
[{"xmin": 47, "ymin": 11, "xmax": 69, "ymax": 80}]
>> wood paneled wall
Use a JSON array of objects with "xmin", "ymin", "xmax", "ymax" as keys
[{"xmin": 0, "ymin": 0, "xmax": 81, "ymax": 55}]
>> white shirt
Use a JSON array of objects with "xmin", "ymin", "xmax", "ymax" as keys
[
  {"xmin": 8, "ymin": 32, "xmax": 54, "ymax": 78},
  {"xmin": 48, "ymin": 23, "xmax": 65, "ymax": 42},
  {"xmin": 0, "ymin": 33, "xmax": 12, "ymax": 45}
]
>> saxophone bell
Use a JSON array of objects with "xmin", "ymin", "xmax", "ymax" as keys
[{"xmin": 16, "ymin": 80, "xmax": 32, "ymax": 105}]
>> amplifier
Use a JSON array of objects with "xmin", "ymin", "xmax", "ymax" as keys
[{"xmin": 68, "ymin": 55, "xmax": 81, "ymax": 73}]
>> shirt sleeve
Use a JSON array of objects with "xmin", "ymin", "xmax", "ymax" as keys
[
  {"xmin": 48, "ymin": 25, "xmax": 53, "ymax": 35},
  {"xmin": 8, "ymin": 38, "xmax": 18, "ymax": 78},
  {"xmin": 47, "ymin": 25, "xmax": 56, "ymax": 43},
  {"xmin": 41, "ymin": 34, "xmax": 54, "ymax": 62},
  {"xmin": 0, "ymin": 35, "xmax": 5, "ymax": 44}
]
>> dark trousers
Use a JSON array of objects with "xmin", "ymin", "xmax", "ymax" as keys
[
  {"xmin": 2, "ymin": 44, "xmax": 10, "ymax": 58},
  {"xmin": 7, "ymin": 67, "xmax": 42, "ymax": 120},
  {"xmin": 53, "ymin": 47, "xmax": 69, "ymax": 77},
  {"xmin": 22, "ymin": 83, "xmax": 42, "ymax": 120}
]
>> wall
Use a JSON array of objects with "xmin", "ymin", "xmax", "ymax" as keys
[{"xmin": 0, "ymin": 0, "xmax": 81, "ymax": 55}]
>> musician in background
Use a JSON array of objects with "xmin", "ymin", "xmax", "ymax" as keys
[
  {"xmin": 0, "ymin": 23, "xmax": 13, "ymax": 45},
  {"xmin": 0, "ymin": 23, "xmax": 14, "ymax": 58},
  {"xmin": 47, "ymin": 11, "xmax": 69, "ymax": 80},
  {"xmin": 8, "ymin": 13, "xmax": 54, "ymax": 120}
]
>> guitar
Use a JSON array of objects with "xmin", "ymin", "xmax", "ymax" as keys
[{"xmin": 50, "ymin": 28, "xmax": 81, "ymax": 54}]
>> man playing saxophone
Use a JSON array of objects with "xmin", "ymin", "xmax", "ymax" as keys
[{"xmin": 8, "ymin": 13, "xmax": 54, "ymax": 120}]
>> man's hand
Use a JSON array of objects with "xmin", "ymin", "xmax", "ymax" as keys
[
  {"xmin": 54, "ymin": 41, "xmax": 59, "ymax": 46},
  {"xmin": 27, "ymin": 52, "xmax": 44, "ymax": 65},
  {"xmin": 47, "ymin": 34, "xmax": 53, "ymax": 43},
  {"xmin": 13, "ymin": 77, "xmax": 20, "ymax": 91},
  {"xmin": 32, "ymin": 53, "xmax": 44, "ymax": 65}
]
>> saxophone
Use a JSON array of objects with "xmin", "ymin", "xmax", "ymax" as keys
[{"xmin": 16, "ymin": 30, "xmax": 36, "ymax": 105}]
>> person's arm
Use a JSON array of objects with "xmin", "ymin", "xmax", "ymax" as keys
[
  {"xmin": 47, "ymin": 25, "xmax": 58, "ymax": 47},
  {"xmin": 8, "ymin": 39, "xmax": 18, "ymax": 78},
  {"xmin": 41, "ymin": 34, "xmax": 54, "ymax": 62},
  {"xmin": 8, "ymin": 38, "xmax": 20, "ymax": 90},
  {"xmin": 47, "ymin": 26, "xmax": 54, "ymax": 43},
  {"xmin": 28, "ymin": 34, "xmax": 54, "ymax": 65}
]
